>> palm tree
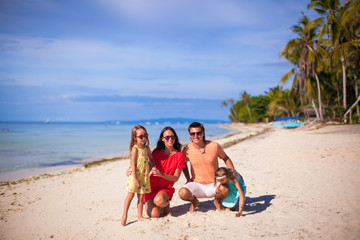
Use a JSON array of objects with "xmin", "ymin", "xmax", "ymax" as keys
[
  {"xmin": 266, "ymin": 86, "xmax": 301, "ymax": 119},
  {"xmin": 308, "ymin": 0, "xmax": 351, "ymax": 110},
  {"xmin": 222, "ymin": 98, "xmax": 239, "ymax": 122},
  {"xmin": 240, "ymin": 91, "xmax": 252, "ymax": 118},
  {"xmin": 280, "ymin": 13, "xmax": 325, "ymax": 121},
  {"xmin": 228, "ymin": 102, "xmax": 242, "ymax": 122},
  {"xmin": 221, "ymin": 98, "xmax": 234, "ymax": 107},
  {"xmin": 307, "ymin": 0, "xmax": 341, "ymax": 44},
  {"xmin": 337, "ymin": 0, "xmax": 360, "ymax": 120}
]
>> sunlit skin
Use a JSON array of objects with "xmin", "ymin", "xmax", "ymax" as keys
[
  {"xmin": 126, "ymin": 129, "xmax": 183, "ymax": 218},
  {"xmin": 178, "ymin": 127, "xmax": 235, "ymax": 212},
  {"xmin": 215, "ymin": 174, "xmax": 245, "ymax": 217},
  {"xmin": 121, "ymin": 128, "xmax": 152, "ymax": 226},
  {"xmin": 188, "ymin": 127, "xmax": 204, "ymax": 146},
  {"xmin": 145, "ymin": 130, "xmax": 182, "ymax": 217}
]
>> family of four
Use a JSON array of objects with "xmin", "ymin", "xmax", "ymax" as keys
[{"xmin": 121, "ymin": 122, "xmax": 246, "ymax": 226}]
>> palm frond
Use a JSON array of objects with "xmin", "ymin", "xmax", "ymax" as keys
[{"xmin": 279, "ymin": 68, "xmax": 296, "ymax": 86}]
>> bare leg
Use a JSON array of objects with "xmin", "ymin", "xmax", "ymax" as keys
[
  {"xmin": 121, "ymin": 192, "xmax": 135, "ymax": 226},
  {"xmin": 228, "ymin": 207, "xmax": 236, "ymax": 211},
  {"xmin": 153, "ymin": 191, "xmax": 171, "ymax": 216},
  {"xmin": 137, "ymin": 194, "xmax": 150, "ymax": 222},
  {"xmin": 145, "ymin": 199, "xmax": 161, "ymax": 218},
  {"xmin": 178, "ymin": 187, "xmax": 199, "ymax": 212},
  {"xmin": 146, "ymin": 191, "xmax": 171, "ymax": 218},
  {"xmin": 163, "ymin": 205, "xmax": 171, "ymax": 216},
  {"xmin": 214, "ymin": 184, "xmax": 229, "ymax": 211}
]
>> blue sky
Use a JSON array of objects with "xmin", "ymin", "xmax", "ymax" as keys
[{"xmin": 0, "ymin": 0, "xmax": 319, "ymax": 122}]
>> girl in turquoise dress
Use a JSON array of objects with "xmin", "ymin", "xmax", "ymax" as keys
[
  {"xmin": 215, "ymin": 167, "xmax": 246, "ymax": 217},
  {"xmin": 121, "ymin": 125, "xmax": 155, "ymax": 226}
]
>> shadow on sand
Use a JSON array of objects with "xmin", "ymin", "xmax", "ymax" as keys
[
  {"xmin": 243, "ymin": 194, "xmax": 275, "ymax": 215},
  {"xmin": 170, "ymin": 194, "xmax": 275, "ymax": 217}
]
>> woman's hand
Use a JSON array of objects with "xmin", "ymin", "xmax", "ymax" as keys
[
  {"xmin": 126, "ymin": 166, "xmax": 132, "ymax": 177},
  {"xmin": 151, "ymin": 167, "xmax": 164, "ymax": 178}
]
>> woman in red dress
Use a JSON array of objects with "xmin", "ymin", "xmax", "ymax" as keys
[{"xmin": 144, "ymin": 126, "xmax": 185, "ymax": 217}]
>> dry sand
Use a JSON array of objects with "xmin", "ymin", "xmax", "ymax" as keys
[{"xmin": 1, "ymin": 123, "xmax": 359, "ymax": 239}]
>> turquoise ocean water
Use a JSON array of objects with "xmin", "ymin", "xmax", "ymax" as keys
[{"xmin": 0, "ymin": 121, "xmax": 231, "ymax": 180}]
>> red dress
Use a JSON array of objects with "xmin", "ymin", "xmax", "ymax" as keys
[{"xmin": 144, "ymin": 150, "xmax": 185, "ymax": 202}]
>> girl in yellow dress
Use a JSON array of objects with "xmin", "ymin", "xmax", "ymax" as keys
[{"xmin": 121, "ymin": 125, "xmax": 155, "ymax": 226}]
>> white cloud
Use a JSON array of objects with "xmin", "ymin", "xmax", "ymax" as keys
[
  {"xmin": 94, "ymin": 0, "xmax": 313, "ymax": 29},
  {"xmin": 95, "ymin": 0, "xmax": 261, "ymax": 27},
  {"xmin": 1, "ymin": 0, "xmax": 315, "ymax": 104},
  {"xmin": 0, "ymin": 34, "xmax": 243, "ymax": 87}
]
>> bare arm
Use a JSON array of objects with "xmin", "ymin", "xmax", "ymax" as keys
[
  {"xmin": 152, "ymin": 168, "xmax": 182, "ymax": 182},
  {"xmin": 130, "ymin": 147, "xmax": 140, "ymax": 187},
  {"xmin": 146, "ymin": 146, "xmax": 155, "ymax": 168},
  {"xmin": 181, "ymin": 148, "xmax": 192, "ymax": 183},
  {"xmin": 223, "ymin": 155, "xmax": 235, "ymax": 169},
  {"xmin": 181, "ymin": 162, "xmax": 192, "ymax": 183},
  {"xmin": 233, "ymin": 177, "xmax": 245, "ymax": 217}
]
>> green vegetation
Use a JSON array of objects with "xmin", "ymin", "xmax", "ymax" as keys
[{"xmin": 224, "ymin": 0, "xmax": 359, "ymax": 123}]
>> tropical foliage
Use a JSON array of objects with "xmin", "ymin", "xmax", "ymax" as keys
[{"xmin": 225, "ymin": 0, "xmax": 360, "ymax": 123}]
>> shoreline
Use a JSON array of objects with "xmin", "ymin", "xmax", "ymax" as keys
[
  {"xmin": 0, "ymin": 121, "xmax": 342, "ymax": 184},
  {"xmin": 0, "ymin": 123, "xmax": 267, "ymax": 184},
  {"xmin": 1, "ymin": 123, "xmax": 359, "ymax": 239}
]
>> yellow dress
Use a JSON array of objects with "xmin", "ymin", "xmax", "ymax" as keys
[{"xmin": 126, "ymin": 145, "xmax": 151, "ymax": 194}]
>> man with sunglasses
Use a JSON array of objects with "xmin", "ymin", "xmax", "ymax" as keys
[{"xmin": 178, "ymin": 122, "xmax": 236, "ymax": 212}]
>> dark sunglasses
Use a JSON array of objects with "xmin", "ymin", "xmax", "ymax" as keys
[
  {"xmin": 163, "ymin": 135, "xmax": 176, "ymax": 141},
  {"xmin": 136, "ymin": 134, "xmax": 148, "ymax": 139},
  {"xmin": 190, "ymin": 131, "xmax": 202, "ymax": 137}
]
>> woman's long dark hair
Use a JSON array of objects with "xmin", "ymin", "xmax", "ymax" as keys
[{"xmin": 153, "ymin": 126, "xmax": 182, "ymax": 153}]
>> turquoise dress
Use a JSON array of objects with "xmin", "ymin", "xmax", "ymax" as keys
[{"xmin": 222, "ymin": 171, "xmax": 246, "ymax": 208}]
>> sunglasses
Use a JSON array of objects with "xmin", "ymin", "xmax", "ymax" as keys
[
  {"xmin": 163, "ymin": 135, "xmax": 176, "ymax": 141},
  {"xmin": 190, "ymin": 131, "xmax": 202, "ymax": 137},
  {"xmin": 136, "ymin": 134, "xmax": 148, "ymax": 139}
]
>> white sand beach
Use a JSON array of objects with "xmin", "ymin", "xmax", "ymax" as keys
[{"xmin": 1, "ymin": 123, "xmax": 359, "ymax": 239}]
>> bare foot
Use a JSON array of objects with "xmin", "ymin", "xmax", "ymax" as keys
[
  {"xmin": 138, "ymin": 216, "xmax": 151, "ymax": 222},
  {"xmin": 189, "ymin": 197, "xmax": 199, "ymax": 212},
  {"xmin": 214, "ymin": 199, "xmax": 224, "ymax": 211},
  {"xmin": 121, "ymin": 216, "xmax": 127, "ymax": 226},
  {"xmin": 163, "ymin": 206, "xmax": 171, "ymax": 216},
  {"xmin": 225, "ymin": 207, "xmax": 236, "ymax": 212}
]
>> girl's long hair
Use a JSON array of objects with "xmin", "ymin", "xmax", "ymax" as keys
[
  {"xmin": 214, "ymin": 167, "xmax": 235, "ymax": 185},
  {"xmin": 129, "ymin": 125, "xmax": 149, "ymax": 153},
  {"xmin": 214, "ymin": 167, "xmax": 244, "ymax": 185},
  {"xmin": 153, "ymin": 126, "xmax": 182, "ymax": 153}
]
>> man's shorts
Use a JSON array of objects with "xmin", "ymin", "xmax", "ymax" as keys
[{"xmin": 182, "ymin": 182, "xmax": 220, "ymax": 198}]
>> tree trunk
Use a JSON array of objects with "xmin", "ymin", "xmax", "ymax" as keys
[
  {"xmin": 342, "ymin": 56, "xmax": 347, "ymax": 109},
  {"xmin": 336, "ymin": 88, "xmax": 340, "ymax": 106},
  {"xmin": 343, "ymin": 96, "xmax": 360, "ymax": 122},
  {"xmin": 246, "ymin": 105, "xmax": 252, "ymax": 118},
  {"xmin": 314, "ymin": 72, "xmax": 324, "ymax": 121},
  {"xmin": 312, "ymin": 98, "xmax": 320, "ymax": 121},
  {"xmin": 355, "ymin": 74, "xmax": 359, "ymax": 123}
]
